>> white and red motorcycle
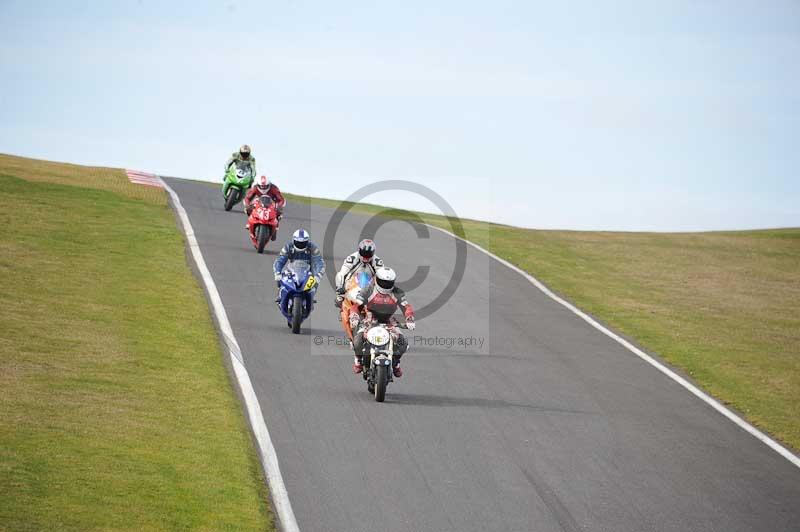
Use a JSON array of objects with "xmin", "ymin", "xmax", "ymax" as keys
[{"xmin": 358, "ymin": 323, "xmax": 409, "ymax": 402}]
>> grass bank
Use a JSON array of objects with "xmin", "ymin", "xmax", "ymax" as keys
[
  {"xmin": 0, "ymin": 154, "xmax": 272, "ymax": 530},
  {"xmin": 282, "ymin": 192, "xmax": 800, "ymax": 451}
]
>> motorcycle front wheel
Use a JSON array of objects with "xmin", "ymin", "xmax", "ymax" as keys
[
  {"xmin": 374, "ymin": 365, "xmax": 388, "ymax": 402},
  {"xmin": 256, "ymin": 224, "xmax": 270, "ymax": 253},
  {"xmin": 224, "ymin": 188, "xmax": 239, "ymax": 211},
  {"xmin": 291, "ymin": 294, "xmax": 303, "ymax": 334}
]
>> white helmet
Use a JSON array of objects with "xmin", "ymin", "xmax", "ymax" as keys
[
  {"xmin": 256, "ymin": 175, "xmax": 271, "ymax": 194},
  {"xmin": 375, "ymin": 267, "xmax": 396, "ymax": 294},
  {"xmin": 292, "ymin": 229, "xmax": 309, "ymax": 251}
]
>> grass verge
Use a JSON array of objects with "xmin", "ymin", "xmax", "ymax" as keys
[
  {"xmin": 281, "ymin": 192, "xmax": 800, "ymax": 451},
  {"xmin": 0, "ymin": 155, "xmax": 272, "ymax": 530}
]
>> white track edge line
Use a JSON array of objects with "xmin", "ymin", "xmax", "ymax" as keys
[
  {"xmin": 425, "ymin": 223, "xmax": 800, "ymax": 469},
  {"xmin": 161, "ymin": 178, "xmax": 301, "ymax": 532}
]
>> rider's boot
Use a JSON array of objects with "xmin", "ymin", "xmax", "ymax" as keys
[
  {"xmin": 352, "ymin": 355, "xmax": 363, "ymax": 374},
  {"xmin": 392, "ymin": 353, "xmax": 403, "ymax": 378}
]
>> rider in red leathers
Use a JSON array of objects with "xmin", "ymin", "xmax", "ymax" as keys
[
  {"xmin": 244, "ymin": 175, "xmax": 286, "ymax": 239},
  {"xmin": 349, "ymin": 267, "xmax": 415, "ymax": 378}
]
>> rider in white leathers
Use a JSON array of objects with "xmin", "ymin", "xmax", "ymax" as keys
[{"xmin": 334, "ymin": 239, "xmax": 384, "ymax": 308}]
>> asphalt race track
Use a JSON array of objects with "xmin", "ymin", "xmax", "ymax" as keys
[{"xmin": 165, "ymin": 177, "xmax": 800, "ymax": 532}]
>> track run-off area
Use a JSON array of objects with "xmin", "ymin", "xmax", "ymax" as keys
[{"xmin": 164, "ymin": 177, "xmax": 800, "ymax": 532}]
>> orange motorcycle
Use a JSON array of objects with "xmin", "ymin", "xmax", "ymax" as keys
[{"xmin": 341, "ymin": 271, "xmax": 373, "ymax": 341}]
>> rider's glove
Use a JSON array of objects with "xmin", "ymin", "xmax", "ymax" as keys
[
  {"xmin": 406, "ymin": 319, "xmax": 416, "ymax": 331},
  {"xmin": 335, "ymin": 286, "xmax": 345, "ymax": 295}
]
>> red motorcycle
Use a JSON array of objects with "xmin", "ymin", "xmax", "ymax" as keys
[{"xmin": 246, "ymin": 197, "xmax": 280, "ymax": 253}]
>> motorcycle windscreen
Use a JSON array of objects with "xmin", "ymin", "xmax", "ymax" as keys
[
  {"xmin": 356, "ymin": 271, "xmax": 372, "ymax": 289},
  {"xmin": 287, "ymin": 260, "xmax": 311, "ymax": 286},
  {"xmin": 234, "ymin": 161, "xmax": 254, "ymax": 179}
]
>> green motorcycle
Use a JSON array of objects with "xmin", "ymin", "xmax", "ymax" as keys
[{"xmin": 222, "ymin": 164, "xmax": 255, "ymax": 211}]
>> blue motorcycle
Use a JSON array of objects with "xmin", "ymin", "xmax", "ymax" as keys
[{"xmin": 278, "ymin": 261, "xmax": 318, "ymax": 334}]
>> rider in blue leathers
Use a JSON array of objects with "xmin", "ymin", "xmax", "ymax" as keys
[{"xmin": 273, "ymin": 229, "xmax": 325, "ymax": 302}]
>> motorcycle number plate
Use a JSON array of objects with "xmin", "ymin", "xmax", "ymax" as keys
[
  {"xmin": 304, "ymin": 276, "xmax": 317, "ymax": 291},
  {"xmin": 366, "ymin": 326, "xmax": 390, "ymax": 347}
]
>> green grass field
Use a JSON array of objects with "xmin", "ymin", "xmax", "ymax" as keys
[
  {"xmin": 282, "ymin": 192, "xmax": 800, "ymax": 451},
  {"xmin": 0, "ymin": 155, "xmax": 272, "ymax": 530}
]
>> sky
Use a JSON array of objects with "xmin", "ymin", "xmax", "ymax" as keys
[{"xmin": 1, "ymin": 0, "xmax": 798, "ymax": 231}]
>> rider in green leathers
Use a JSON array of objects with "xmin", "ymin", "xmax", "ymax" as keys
[{"xmin": 222, "ymin": 144, "xmax": 257, "ymax": 198}]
